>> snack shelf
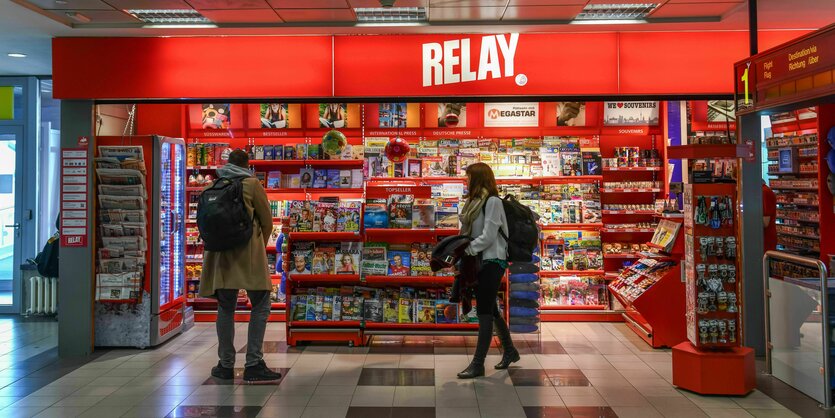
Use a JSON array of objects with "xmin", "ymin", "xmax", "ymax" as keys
[
  {"xmin": 775, "ymin": 230, "xmax": 821, "ymax": 240},
  {"xmin": 539, "ymin": 223, "xmax": 603, "ymax": 230},
  {"xmin": 601, "ymin": 210, "xmax": 656, "ymax": 215},
  {"xmin": 185, "ymin": 186, "xmax": 205, "ymax": 192},
  {"xmin": 601, "ymin": 228, "xmax": 656, "ymax": 233},
  {"xmin": 603, "ymin": 253, "xmax": 640, "ymax": 259},
  {"xmin": 776, "ymin": 217, "xmax": 819, "ymax": 223},
  {"xmin": 771, "ymin": 186, "xmax": 819, "ymax": 191},
  {"xmin": 188, "ymin": 165, "xmax": 221, "ymax": 170},
  {"xmin": 766, "ymin": 143, "xmax": 817, "ymax": 150}
]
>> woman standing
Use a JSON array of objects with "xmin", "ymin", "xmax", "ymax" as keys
[{"xmin": 458, "ymin": 162, "xmax": 519, "ymax": 379}]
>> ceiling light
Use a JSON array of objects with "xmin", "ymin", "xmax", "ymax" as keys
[
  {"xmin": 355, "ymin": 22, "xmax": 427, "ymax": 27},
  {"xmin": 570, "ymin": 19, "xmax": 647, "ymax": 25},
  {"xmin": 126, "ymin": 9, "xmax": 211, "ymax": 25},
  {"xmin": 65, "ymin": 12, "xmax": 91, "ymax": 23},
  {"xmin": 7, "ymin": 53, "xmax": 27, "ymax": 58},
  {"xmin": 55, "ymin": 0, "xmax": 68, "ymax": 4},
  {"xmin": 355, "ymin": 7, "xmax": 426, "ymax": 23},
  {"xmin": 143, "ymin": 24, "xmax": 217, "ymax": 28},
  {"xmin": 574, "ymin": 3, "xmax": 657, "ymax": 21}
]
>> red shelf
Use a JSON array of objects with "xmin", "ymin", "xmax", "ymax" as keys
[
  {"xmin": 250, "ymin": 159, "xmax": 364, "ymax": 167},
  {"xmin": 289, "ymin": 274, "xmax": 361, "ymax": 284},
  {"xmin": 186, "ymin": 186, "xmax": 206, "ymax": 192},
  {"xmin": 364, "ymin": 322, "xmax": 479, "ymax": 330},
  {"xmin": 601, "ymin": 228, "xmax": 656, "ymax": 233},
  {"xmin": 604, "ymin": 253, "xmax": 640, "ymax": 259},
  {"xmin": 603, "ymin": 166, "xmax": 662, "ymax": 172},
  {"xmin": 601, "ymin": 210, "xmax": 655, "ymax": 215},
  {"xmin": 667, "ymin": 144, "xmax": 750, "ymax": 159},
  {"xmin": 364, "ymin": 228, "xmax": 459, "ymax": 240},
  {"xmin": 188, "ymin": 165, "xmax": 220, "ymax": 170},
  {"xmin": 288, "ymin": 232, "xmax": 362, "ymax": 241},
  {"xmin": 290, "ymin": 320, "xmax": 361, "ymax": 327},
  {"xmin": 266, "ymin": 188, "xmax": 363, "ymax": 195},
  {"xmin": 601, "ymin": 188, "xmax": 662, "ymax": 193},
  {"xmin": 541, "ymin": 304, "xmax": 608, "ymax": 310},
  {"xmin": 538, "ymin": 175, "xmax": 603, "ymax": 183},
  {"xmin": 540, "ymin": 223, "xmax": 603, "ymax": 229},
  {"xmin": 539, "ymin": 270, "xmax": 605, "ymax": 277},
  {"xmin": 364, "ymin": 276, "xmax": 454, "ymax": 286}
]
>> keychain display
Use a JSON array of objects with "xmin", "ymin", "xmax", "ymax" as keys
[{"xmin": 695, "ymin": 195, "xmax": 733, "ymax": 228}]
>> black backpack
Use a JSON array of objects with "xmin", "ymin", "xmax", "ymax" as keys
[
  {"xmin": 496, "ymin": 195, "xmax": 540, "ymax": 263},
  {"xmin": 197, "ymin": 177, "xmax": 253, "ymax": 251},
  {"xmin": 34, "ymin": 232, "xmax": 60, "ymax": 277}
]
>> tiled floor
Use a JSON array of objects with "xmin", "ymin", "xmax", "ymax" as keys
[{"xmin": 0, "ymin": 317, "xmax": 827, "ymax": 418}]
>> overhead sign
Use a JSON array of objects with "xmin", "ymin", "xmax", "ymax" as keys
[
  {"xmin": 484, "ymin": 102, "xmax": 539, "ymax": 127},
  {"xmin": 603, "ymin": 101, "xmax": 659, "ymax": 126}
]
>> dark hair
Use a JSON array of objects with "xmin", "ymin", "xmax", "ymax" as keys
[
  {"xmin": 466, "ymin": 162, "xmax": 499, "ymax": 199},
  {"xmin": 227, "ymin": 149, "xmax": 249, "ymax": 168}
]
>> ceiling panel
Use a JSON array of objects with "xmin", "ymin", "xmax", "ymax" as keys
[
  {"xmin": 651, "ymin": 2, "xmax": 741, "ymax": 18},
  {"xmin": 104, "ymin": 0, "xmax": 193, "ymax": 10},
  {"xmin": 428, "ymin": 6, "xmax": 503, "ymax": 20},
  {"xmin": 276, "ymin": 8, "xmax": 354, "ymax": 21},
  {"xmin": 44, "ymin": 9, "xmax": 140, "ymax": 22},
  {"xmin": 430, "ymin": 0, "xmax": 507, "ymax": 6},
  {"xmin": 503, "ymin": 5, "xmax": 584, "ymax": 20},
  {"xmin": 26, "ymin": 0, "xmax": 115, "ymax": 10},
  {"xmin": 509, "ymin": 0, "xmax": 587, "ymax": 5},
  {"xmin": 198, "ymin": 8, "xmax": 281, "ymax": 22},
  {"xmin": 348, "ymin": 0, "xmax": 428, "ymax": 6},
  {"xmin": 186, "ymin": 0, "xmax": 271, "ymax": 9},
  {"xmin": 268, "ymin": 0, "xmax": 349, "ymax": 8}
]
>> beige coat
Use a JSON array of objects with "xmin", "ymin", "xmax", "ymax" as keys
[{"xmin": 199, "ymin": 177, "xmax": 274, "ymax": 297}]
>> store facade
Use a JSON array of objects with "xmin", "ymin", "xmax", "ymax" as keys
[{"xmin": 52, "ymin": 29, "xmax": 809, "ymax": 361}]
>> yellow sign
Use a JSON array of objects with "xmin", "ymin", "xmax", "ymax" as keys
[{"xmin": 0, "ymin": 87, "xmax": 12, "ymax": 120}]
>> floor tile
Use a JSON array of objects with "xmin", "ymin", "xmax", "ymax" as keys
[
  {"xmin": 508, "ymin": 369, "xmax": 552, "ymax": 387},
  {"xmin": 522, "ymin": 406, "xmax": 572, "ymax": 418},
  {"xmin": 299, "ymin": 406, "xmax": 349, "ymax": 418},
  {"xmin": 436, "ymin": 407, "xmax": 481, "ymax": 418},
  {"xmin": 732, "ymin": 391, "xmax": 789, "ymax": 410},
  {"xmin": 545, "ymin": 369, "xmax": 590, "ymax": 387},
  {"xmin": 344, "ymin": 406, "xmax": 393, "ymax": 418},
  {"xmin": 393, "ymin": 386, "xmax": 435, "ymax": 407},
  {"xmin": 700, "ymin": 409, "xmax": 755, "ymax": 418},
  {"xmin": 121, "ymin": 405, "xmax": 178, "ymax": 418},
  {"xmin": 480, "ymin": 403, "xmax": 526, "ymax": 418},
  {"xmin": 0, "ymin": 405, "xmax": 49, "ymax": 418},
  {"xmin": 358, "ymin": 368, "xmax": 434, "ymax": 386},
  {"xmin": 610, "ymin": 406, "xmax": 665, "ymax": 418},
  {"xmin": 256, "ymin": 406, "xmax": 305, "ymax": 418},
  {"xmin": 559, "ymin": 395, "xmax": 607, "ymax": 407},
  {"xmin": 515, "ymin": 386, "xmax": 563, "ymax": 407},
  {"xmin": 167, "ymin": 405, "xmax": 263, "ymax": 418},
  {"xmin": 744, "ymin": 410, "xmax": 801, "ymax": 418},
  {"xmin": 76, "ymin": 405, "xmax": 132, "ymax": 418},
  {"xmin": 31, "ymin": 406, "xmax": 90, "ymax": 418},
  {"xmin": 565, "ymin": 406, "xmax": 618, "ymax": 418},
  {"xmin": 307, "ymin": 393, "xmax": 352, "ymax": 407},
  {"xmin": 351, "ymin": 386, "xmax": 395, "ymax": 407}
]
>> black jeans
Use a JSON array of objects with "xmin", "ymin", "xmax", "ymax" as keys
[
  {"xmin": 473, "ymin": 261, "xmax": 515, "ymax": 364},
  {"xmin": 216, "ymin": 289, "xmax": 271, "ymax": 368}
]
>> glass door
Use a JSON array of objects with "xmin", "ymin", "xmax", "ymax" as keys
[{"xmin": 0, "ymin": 127, "xmax": 23, "ymax": 312}]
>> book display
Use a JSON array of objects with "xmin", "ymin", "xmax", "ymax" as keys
[{"xmin": 178, "ymin": 102, "xmax": 675, "ymax": 340}]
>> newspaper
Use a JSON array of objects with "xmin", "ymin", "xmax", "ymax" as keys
[
  {"xmin": 98, "ymin": 184, "xmax": 147, "ymax": 198},
  {"xmin": 99, "ymin": 195, "xmax": 146, "ymax": 210},
  {"xmin": 95, "ymin": 158, "xmax": 122, "ymax": 169},
  {"xmin": 99, "ymin": 146, "xmax": 144, "ymax": 162},
  {"xmin": 96, "ymin": 169, "xmax": 146, "ymax": 186},
  {"xmin": 100, "ymin": 209, "xmax": 146, "ymax": 224},
  {"xmin": 100, "ymin": 222, "xmax": 146, "ymax": 238},
  {"xmin": 101, "ymin": 236, "xmax": 147, "ymax": 252},
  {"xmin": 99, "ymin": 257, "xmax": 145, "ymax": 274},
  {"xmin": 96, "ymin": 271, "xmax": 143, "ymax": 301}
]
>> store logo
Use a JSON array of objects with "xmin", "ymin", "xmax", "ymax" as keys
[
  {"xmin": 487, "ymin": 109, "xmax": 499, "ymax": 119},
  {"xmin": 422, "ymin": 33, "xmax": 520, "ymax": 87}
]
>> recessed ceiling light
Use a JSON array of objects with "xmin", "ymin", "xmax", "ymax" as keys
[
  {"xmin": 355, "ymin": 7, "xmax": 426, "ymax": 24},
  {"xmin": 7, "ymin": 53, "xmax": 27, "ymax": 58},
  {"xmin": 126, "ymin": 9, "xmax": 211, "ymax": 25},
  {"xmin": 65, "ymin": 12, "xmax": 91, "ymax": 23},
  {"xmin": 55, "ymin": 0, "xmax": 68, "ymax": 4},
  {"xmin": 574, "ymin": 3, "xmax": 657, "ymax": 22}
]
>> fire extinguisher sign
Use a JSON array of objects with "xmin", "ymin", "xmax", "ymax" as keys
[{"xmin": 61, "ymin": 148, "xmax": 89, "ymax": 247}]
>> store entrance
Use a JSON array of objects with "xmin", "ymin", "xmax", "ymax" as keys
[{"xmin": 0, "ymin": 126, "xmax": 22, "ymax": 310}]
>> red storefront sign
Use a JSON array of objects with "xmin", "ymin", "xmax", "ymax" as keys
[{"xmin": 52, "ymin": 31, "xmax": 806, "ymax": 100}]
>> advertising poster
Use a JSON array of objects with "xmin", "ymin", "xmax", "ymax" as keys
[
  {"xmin": 484, "ymin": 102, "xmax": 539, "ymax": 127},
  {"xmin": 260, "ymin": 103, "xmax": 289, "ymax": 129},
  {"xmin": 319, "ymin": 103, "xmax": 347, "ymax": 128},
  {"xmin": 201, "ymin": 104, "xmax": 231, "ymax": 129},
  {"xmin": 379, "ymin": 103, "xmax": 407, "ymax": 128},
  {"xmin": 603, "ymin": 101, "xmax": 659, "ymax": 126},
  {"xmin": 690, "ymin": 100, "xmax": 736, "ymax": 131},
  {"xmin": 556, "ymin": 102, "xmax": 587, "ymax": 126},
  {"xmin": 437, "ymin": 103, "xmax": 467, "ymax": 128}
]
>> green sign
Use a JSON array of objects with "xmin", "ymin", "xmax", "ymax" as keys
[{"xmin": 0, "ymin": 87, "xmax": 12, "ymax": 120}]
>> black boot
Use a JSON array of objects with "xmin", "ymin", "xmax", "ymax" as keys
[
  {"xmin": 211, "ymin": 361, "xmax": 234, "ymax": 380},
  {"xmin": 243, "ymin": 360, "xmax": 282, "ymax": 382},
  {"xmin": 459, "ymin": 314, "xmax": 493, "ymax": 379},
  {"xmin": 492, "ymin": 314, "xmax": 520, "ymax": 370}
]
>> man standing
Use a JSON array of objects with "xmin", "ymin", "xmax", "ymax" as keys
[{"xmin": 199, "ymin": 150, "xmax": 281, "ymax": 382}]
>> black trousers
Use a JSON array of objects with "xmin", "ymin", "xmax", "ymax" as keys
[{"xmin": 473, "ymin": 261, "xmax": 515, "ymax": 363}]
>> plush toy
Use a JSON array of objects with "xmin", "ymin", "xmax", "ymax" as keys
[{"xmin": 385, "ymin": 137, "xmax": 410, "ymax": 163}]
